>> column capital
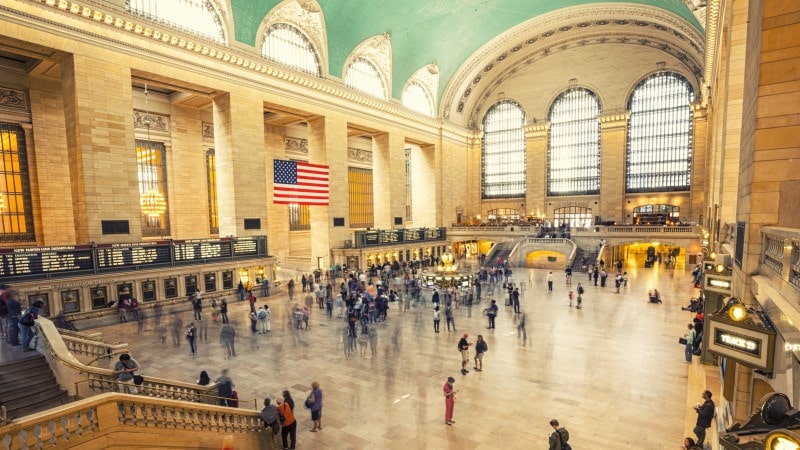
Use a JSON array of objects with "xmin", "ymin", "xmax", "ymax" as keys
[
  {"xmin": 598, "ymin": 111, "xmax": 630, "ymax": 130},
  {"xmin": 524, "ymin": 121, "xmax": 550, "ymax": 139}
]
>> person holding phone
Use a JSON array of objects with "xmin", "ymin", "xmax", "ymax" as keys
[{"xmin": 443, "ymin": 376, "xmax": 459, "ymax": 425}]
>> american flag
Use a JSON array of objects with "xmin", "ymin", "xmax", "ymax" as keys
[{"xmin": 273, "ymin": 159, "xmax": 329, "ymax": 205}]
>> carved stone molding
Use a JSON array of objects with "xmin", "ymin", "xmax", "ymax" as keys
[
  {"xmin": 0, "ymin": 87, "xmax": 28, "ymax": 112},
  {"xmin": 134, "ymin": 110, "xmax": 170, "ymax": 133},
  {"xmin": 202, "ymin": 122, "xmax": 214, "ymax": 139},
  {"xmin": 349, "ymin": 33, "xmax": 392, "ymax": 98},
  {"xmin": 441, "ymin": 4, "xmax": 706, "ymax": 124},
  {"xmin": 348, "ymin": 147, "xmax": 372, "ymax": 163},
  {"xmin": 285, "ymin": 137, "xmax": 308, "ymax": 155},
  {"xmin": 260, "ymin": 0, "xmax": 326, "ymax": 68},
  {"xmin": 598, "ymin": 111, "xmax": 631, "ymax": 129}
]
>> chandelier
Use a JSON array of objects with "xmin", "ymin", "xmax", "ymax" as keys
[
  {"xmin": 139, "ymin": 83, "xmax": 167, "ymax": 219},
  {"xmin": 0, "ymin": 192, "xmax": 5, "ymax": 212}
]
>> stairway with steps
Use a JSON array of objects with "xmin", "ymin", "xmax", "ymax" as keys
[{"xmin": 0, "ymin": 354, "xmax": 70, "ymax": 420}]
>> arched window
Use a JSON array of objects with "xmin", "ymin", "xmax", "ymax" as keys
[
  {"xmin": 0, "ymin": 123, "xmax": 35, "ymax": 242},
  {"xmin": 345, "ymin": 57, "xmax": 386, "ymax": 100},
  {"xmin": 127, "ymin": 0, "xmax": 226, "ymax": 44},
  {"xmin": 402, "ymin": 82, "xmax": 434, "ymax": 117},
  {"xmin": 626, "ymin": 72, "xmax": 694, "ymax": 193},
  {"xmin": 481, "ymin": 101, "xmax": 526, "ymax": 199},
  {"xmin": 548, "ymin": 88, "xmax": 601, "ymax": 196},
  {"xmin": 262, "ymin": 23, "xmax": 321, "ymax": 76}
]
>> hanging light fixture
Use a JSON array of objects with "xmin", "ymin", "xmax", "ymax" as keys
[
  {"xmin": 139, "ymin": 83, "xmax": 167, "ymax": 219},
  {"xmin": 0, "ymin": 192, "xmax": 5, "ymax": 212}
]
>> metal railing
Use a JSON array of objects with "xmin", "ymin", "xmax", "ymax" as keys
[{"xmin": 761, "ymin": 227, "xmax": 800, "ymax": 291}]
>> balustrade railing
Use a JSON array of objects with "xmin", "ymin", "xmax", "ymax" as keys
[
  {"xmin": 61, "ymin": 334, "xmax": 129, "ymax": 365},
  {"xmin": 35, "ymin": 317, "xmax": 218, "ymax": 404},
  {"xmin": 0, "ymin": 393, "xmax": 268, "ymax": 450},
  {"xmin": 760, "ymin": 227, "xmax": 800, "ymax": 292}
]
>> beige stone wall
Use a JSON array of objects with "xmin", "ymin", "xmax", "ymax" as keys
[
  {"xmin": 599, "ymin": 113, "xmax": 628, "ymax": 223},
  {"xmin": 169, "ymin": 104, "xmax": 208, "ymax": 238}
]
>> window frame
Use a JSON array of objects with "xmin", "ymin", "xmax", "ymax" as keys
[
  {"xmin": 261, "ymin": 22, "xmax": 322, "ymax": 76},
  {"xmin": 481, "ymin": 100, "xmax": 527, "ymax": 199},
  {"xmin": 345, "ymin": 57, "xmax": 387, "ymax": 100},
  {"xmin": 0, "ymin": 122, "xmax": 35, "ymax": 243}
]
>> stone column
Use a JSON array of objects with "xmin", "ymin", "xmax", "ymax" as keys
[
  {"xmin": 265, "ymin": 124, "xmax": 288, "ymax": 260},
  {"xmin": 690, "ymin": 105, "xmax": 708, "ymax": 224},
  {"xmin": 525, "ymin": 122, "xmax": 549, "ymax": 219},
  {"xmin": 598, "ymin": 111, "xmax": 630, "ymax": 224},
  {"xmin": 372, "ymin": 131, "xmax": 406, "ymax": 229},
  {"xmin": 61, "ymin": 54, "xmax": 140, "ymax": 243},
  {"xmin": 212, "ymin": 92, "xmax": 267, "ymax": 237},
  {"xmin": 28, "ymin": 82, "xmax": 76, "ymax": 245},
  {"xmin": 169, "ymin": 104, "xmax": 206, "ymax": 237},
  {"xmin": 307, "ymin": 115, "xmax": 348, "ymax": 267}
]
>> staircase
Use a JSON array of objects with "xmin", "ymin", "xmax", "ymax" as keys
[
  {"xmin": 0, "ymin": 354, "xmax": 70, "ymax": 419},
  {"xmin": 482, "ymin": 241, "xmax": 516, "ymax": 267},
  {"xmin": 571, "ymin": 250, "xmax": 597, "ymax": 272}
]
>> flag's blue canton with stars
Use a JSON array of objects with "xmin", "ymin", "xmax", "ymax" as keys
[{"xmin": 273, "ymin": 159, "xmax": 329, "ymax": 205}]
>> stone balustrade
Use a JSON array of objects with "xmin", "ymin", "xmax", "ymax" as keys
[
  {"xmin": 61, "ymin": 333, "xmax": 129, "ymax": 365},
  {"xmin": 760, "ymin": 227, "xmax": 800, "ymax": 292},
  {"xmin": 0, "ymin": 392, "xmax": 269, "ymax": 449}
]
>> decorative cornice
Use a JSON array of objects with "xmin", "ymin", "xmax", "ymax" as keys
[
  {"xmin": 441, "ymin": 4, "xmax": 706, "ymax": 125},
  {"xmin": 133, "ymin": 110, "xmax": 170, "ymax": 133},
  {"xmin": 348, "ymin": 147, "xmax": 372, "ymax": 163},
  {"xmin": 598, "ymin": 111, "xmax": 631, "ymax": 125},
  {"xmin": 19, "ymin": 0, "xmax": 443, "ymax": 131},
  {"xmin": 285, "ymin": 137, "xmax": 308, "ymax": 155},
  {"xmin": 0, "ymin": 87, "xmax": 28, "ymax": 112},
  {"xmin": 524, "ymin": 122, "xmax": 550, "ymax": 137}
]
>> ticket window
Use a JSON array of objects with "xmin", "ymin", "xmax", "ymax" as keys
[
  {"xmin": 222, "ymin": 271, "xmax": 234, "ymax": 290},
  {"xmin": 91, "ymin": 286, "xmax": 109, "ymax": 310},
  {"xmin": 27, "ymin": 293, "xmax": 50, "ymax": 316},
  {"xmin": 185, "ymin": 275, "xmax": 198, "ymax": 296},
  {"xmin": 141, "ymin": 281, "xmax": 156, "ymax": 302},
  {"xmin": 61, "ymin": 290, "xmax": 81, "ymax": 313},
  {"xmin": 204, "ymin": 273, "xmax": 217, "ymax": 293},
  {"xmin": 117, "ymin": 283, "xmax": 133, "ymax": 302},
  {"xmin": 164, "ymin": 278, "xmax": 178, "ymax": 299}
]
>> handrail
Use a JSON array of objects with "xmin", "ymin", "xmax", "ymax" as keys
[
  {"xmin": 72, "ymin": 379, "xmax": 259, "ymax": 411},
  {"xmin": 0, "ymin": 392, "xmax": 269, "ymax": 449},
  {"xmin": 60, "ymin": 333, "xmax": 129, "ymax": 365},
  {"xmin": 34, "ymin": 317, "xmax": 219, "ymax": 406}
]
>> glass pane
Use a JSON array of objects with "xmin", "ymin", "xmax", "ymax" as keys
[
  {"xmin": 345, "ymin": 58, "xmax": 386, "ymax": 100},
  {"xmin": 262, "ymin": 23, "xmax": 321, "ymax": 76},
  {"xmin": 481, "ymin": 101, "xmax": 526, "ymax": 198},
  {"xmin": 626, "ymin": 72, "xmax": 694, "ymax": 193},
  {"xmin": 127, "ymin": 0, "xmax": 225, "ymax": 44},
  {"xmin": 547, "ymin": 88, "xmax": 601, "ymax": 196}
]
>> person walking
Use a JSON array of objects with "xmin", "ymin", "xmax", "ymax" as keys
[
  {"xmin": 692, "ymin": 390, "xmax": 715, "ymax": 448},
  {"xmin": 486, "ymin": 300, "xmax": 498, "ymax": 329},
  {"xmin": 443, "ymin": 376, "xmax": 458, "ymax": 425},
  {"xmin": 220, "ymin": 322, "xmax": 236, "ymax": 359},
  {"xmin": 277, "ymin": 395, "xmax": 297, "ymax": 449},
  {"xmin": 5, "ymin": 288, "xmax": 21, "ymax": 347},
  {"xmin": 576, "ymin": 283, "xmax": 584, "ymax": 309},
  {"xmin": 684, "ymin": 323, "xmax": 696, "ymax": 364},
  {"xmin": 517, "ymin": 311, "xmax": 527, "ymax": 340},
  {"xmin": 473, "ymin": 335, "xmax": 488, "ymax": 371},
  {"xmin": 445, "ymin": 305, "xmax": 456, "ymax": 332},
  {"xmin": 458, "ymin": 333, "xmax": 471, "ymax": 375},
  {"xmin": 216, "ymin": 368, "xmax": 234, "ymax": 407},
  {"xmin": 547, "ymin": 272, "xmax": 554, "ymax": 291},
  {"xmin": 263, "ymin": 304, "xmax": 271, "ymax": 332},
  {"xmin": 220, "ymin": 299, "xmax": 229, "ymax": 324},
  {"xmin": 192, "ymin": 292, "xmax": 203, "ymax": 321},
  {"xmin": 433, "ymin": 306, "xmax": 440, "ymax": 333},
  {"xmin": 186, "ymin": 322, "xmax": 197, "ymax": 356},
  {"xmin": 512, "ymin": 288, "xmax": 520, "ymax": 313},
  {"xmin": 257, "ymin": 306, "xmax": 267, "ymax": 334},
  {"xmin": 171, "ymin": 315, "xmax": 183, "ymax": 347},
  {"xmin": 548, "ymin": 419, "xmax": 571, "ymax": 450},
  {"xmin": 309, "ymin": 381, "xmax": 323, "ymax": 432},
  {"xmin": 19, "ymin": 300, "xmax": 44, "ymax": 351}
]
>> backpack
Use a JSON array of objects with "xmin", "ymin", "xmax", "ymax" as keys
[
  {"xmin": 556, "ymin": 428, "xmax": 571, "ymax": 450},
  {"xmin": 577, "ymin": 286, "xmax": 584, "ymax": 295},
  {"xmin": 20, "ymin": 307, "xmax": 35, "ymax": 326},
  {"xmin": 258, "ymin": 309, "xmax": 267, "ymax": 320}
]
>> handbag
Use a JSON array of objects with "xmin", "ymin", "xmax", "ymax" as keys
[
  {"xmin": 678, "ymin": 337, "xmax": 688, "ymax": 345},
  {"xmin": 304, "ymin": 393, "xmax": 315, "ymax": 409}
]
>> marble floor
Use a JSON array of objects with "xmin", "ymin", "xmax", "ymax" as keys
[{"xmin": 94, "ymin": 261, "xmax": 702, "ymax": 449}]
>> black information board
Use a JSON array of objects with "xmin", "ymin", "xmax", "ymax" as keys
[
  {"xmin": 233, "ymin": 238, "xmax": 259, "ymax": 256},
  {"xmin": 97, "ymin": 242, "xmax": 171, "ymax": 270},
  {"xmin": 0, "ymin": 246, "xmax": 94, "ymax": 278},
  {"xmin": 174, "ymin": 239, "xmax": 232, "ymax": 263}
]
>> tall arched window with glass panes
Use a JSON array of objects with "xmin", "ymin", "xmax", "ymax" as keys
[
  {"xmin": 127, "ymin": 0, "xmax": 226, "ymax": 44},
  {"xmin": 261, "ymin": 23, "xmax": 322, "ymax": 76},
  {"xmin": 345, "ymin": 58, "xmax": 386, "ymax": 100},
  {"xmin": 402, "ymin": 82, "xmax": 434, "ymax": 117},
  {"xmin": 547, "ymin": 88, "xmax": 601, "ymax": 196},
  {"xmin": 481, "ymin": 101, "xmax": 526, "ymax": 199},
  {"xmin": 626, "ymin": 72, "xmax": 694, "ymax": 193}
]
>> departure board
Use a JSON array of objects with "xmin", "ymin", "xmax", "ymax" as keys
[
  {"xmin": 233, "ymin": 238, "xmax": 259, "ymax": 256},
  {"xmin": 96, "ymin": 242, "xmax": 172, "ymax": 270},
  {"xmin": 174, "ymin": 239, "xmax": 232, "ymax": 263},
  {"xmin": 0, "ymin": 246, "xmax": 94, "ymax": 278}
]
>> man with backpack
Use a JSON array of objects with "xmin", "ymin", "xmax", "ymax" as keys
[{"xmin": 548, "ymin": 419, "xmax": 572, "ymax": 450}]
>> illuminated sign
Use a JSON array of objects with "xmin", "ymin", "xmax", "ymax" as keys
[
  {"xmin": 704, "ymin": 273, "xmax": 732, "ymax": 294},
  {"xmin": 709, "ymin": 279, "xmax": 731, "ymax": 289},
  {"xmin": 714, "ymin": 329, "xmax": 761, "ymax": 356},
  {"xmin": 707, "ymin": 317, "xmax": 775, "ymax": 371}
]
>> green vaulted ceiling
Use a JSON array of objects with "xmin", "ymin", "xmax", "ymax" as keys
[{"xmin": 231, "ymin": 0, "xmax": 703, "ymax": 100}]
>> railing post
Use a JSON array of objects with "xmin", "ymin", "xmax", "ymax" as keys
[{"xmin": 782, "ymin": 237, "xmax": 793, "ymax": 282}]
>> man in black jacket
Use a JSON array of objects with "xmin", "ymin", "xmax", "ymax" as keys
[{"xmin": 693, "ymin": 390, "xmax": 715, "ymax": 448}]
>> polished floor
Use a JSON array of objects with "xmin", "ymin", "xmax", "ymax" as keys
[{"xmin": 94, "ymin": 260, "xmax": 702, "ymax": 449}]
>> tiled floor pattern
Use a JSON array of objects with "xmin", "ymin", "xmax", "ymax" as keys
[{"xmin": 93, "ymin": 262, "xmax": 702, "ymax": 449}]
